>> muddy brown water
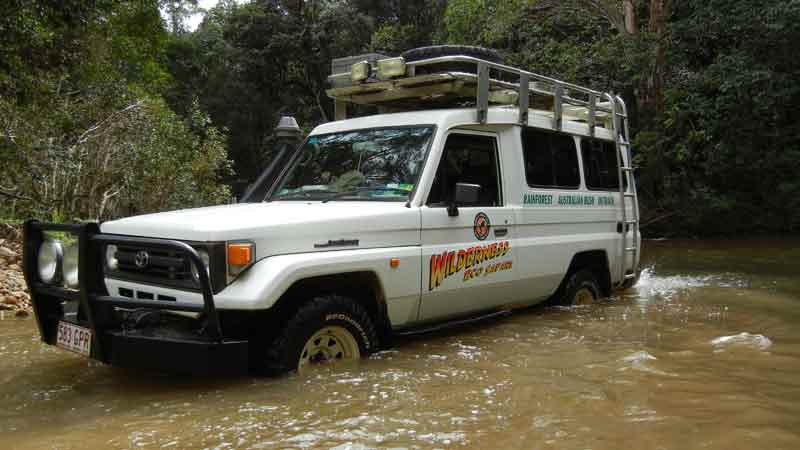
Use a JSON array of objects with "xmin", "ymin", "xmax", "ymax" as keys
[{"xmin": 2, "ymin": 239, "xmax": 800, "ymax": 450}]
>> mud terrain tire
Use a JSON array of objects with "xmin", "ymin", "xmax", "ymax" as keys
[{"xmin": 261, "ymin": 295, "xmax": 378, "ymax": 375}]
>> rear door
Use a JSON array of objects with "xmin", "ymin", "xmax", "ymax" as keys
[{"xmin": 419, "ymin": 130, "xmax": 516, "ymax": 321}]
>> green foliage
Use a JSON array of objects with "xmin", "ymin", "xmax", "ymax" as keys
[
  {"xmin": 638, "ymin": 0, "xmax": 800, "ymax": 235},
  {"xmin": 2, "ymin": 0, "xmax": 799, "ymax": 236},
  {"xmin": 371, "ymin": 23, "xmax": 420, "ymax": 54},
  {"xmin": 0, "ymin": 84, "xmax": 231, "ymax": 222},
  {"xmin": 0, "ymin": 0, "xmax": 232, "ymax": 222},
  {"xmin": 165, "ymin": 0, "xmax": 376, "ymax": 187}
]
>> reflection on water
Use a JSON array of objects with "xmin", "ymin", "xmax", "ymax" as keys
[{"xmin": 2, "ymin": 238, "xmax": 800, "ymax": 449}]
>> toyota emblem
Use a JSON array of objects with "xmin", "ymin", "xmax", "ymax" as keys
[{"xmin": 134, "ymin": 250, "xmax": 150, "ymax": 269}]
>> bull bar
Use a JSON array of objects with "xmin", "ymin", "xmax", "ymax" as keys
[{"xmin": 22, "ymin": 220, "xmax": 249, "ymax": 373}]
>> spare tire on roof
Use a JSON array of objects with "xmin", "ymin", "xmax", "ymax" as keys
[{"xmin": 401, "ymin": 45, "xmax": 504, "ymax": 75}]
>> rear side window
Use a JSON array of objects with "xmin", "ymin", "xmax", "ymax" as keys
[
  {"xmin": 521, "ymin": 128, "xmax": 580, "ymax": 189},
  {"xmin": 580, "ymin": 139, "xmax": 625, "ymax": 190}
]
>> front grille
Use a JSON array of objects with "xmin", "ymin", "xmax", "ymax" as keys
[
  {"xmin": 116, "ymin": 245, "xmax": 194, "ymax": 283},
  {"xmin": 104, "ymin": 241, "xmax": 226, "ymax": 294},
  {"xmin": 105, "ymin": 244, "xmax": 202, "ymax": 292}
]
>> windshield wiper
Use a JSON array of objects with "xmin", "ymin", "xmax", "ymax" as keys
[
  {"xmin": 272, "ymin": 190, "xmax": 336, "ymax": 201},
  {"xmin": 321, "ymin": 186, "xmax": 411, "ymax": 203}
]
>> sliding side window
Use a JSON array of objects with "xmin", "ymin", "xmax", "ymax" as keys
[
  {"xmin": 521, "ymin": 127, "xmax": 580, "ymax": 189},
  {"xmin": 580, "ymin": 138, "xmax": 627, "ymax": 190}
]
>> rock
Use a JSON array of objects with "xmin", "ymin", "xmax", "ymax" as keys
[
  {"xmin": 14, "ymin": 309, "xmax": 29, "ymax": 317},
  {"xmin": 0, "ymin": 228, "xmax": 32, "ymax": 315}
]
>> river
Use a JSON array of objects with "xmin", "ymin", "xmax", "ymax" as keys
[{"xmin": 1, "ymin": 238, "xmax": 800, "ymax": 449}]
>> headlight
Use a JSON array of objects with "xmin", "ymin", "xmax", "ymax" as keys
[
  {"xmin": 62, "ymin": 243, "xmax": 79, "ymax": 288},
  {"xmin": 190, "ymin": 249, "xmax": 210, "ymax": 282},
  {"xmin": 105, "ymin": 244, "xmax": 119, "ymax": 270},
  {"xmin": 38, "ymin": 239, "xmax": 63, "ymax": 284}
]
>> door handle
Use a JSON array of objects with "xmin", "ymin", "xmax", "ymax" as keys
[{"xmin": 494, "ymin": 227, "xmax": 508, "ymax": 237}]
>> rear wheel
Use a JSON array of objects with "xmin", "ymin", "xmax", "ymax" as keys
[
  {"xmin": 555, "ymin": 270, "xmax": 601, "ymax": 306},
  {"xmin": 262, "ymin": 295, "xmax": 378, "ymax": 374}
]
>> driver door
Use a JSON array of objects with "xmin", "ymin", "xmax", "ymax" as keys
[{"xmin": 419, "ymin": 130, "xmax": 516, "ymax": 321}]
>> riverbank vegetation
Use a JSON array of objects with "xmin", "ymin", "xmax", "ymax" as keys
[{"xmin": 2, "ymin": 0, "xmax": 798, "ymax": 237}]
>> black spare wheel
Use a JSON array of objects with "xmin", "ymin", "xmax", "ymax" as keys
[
  {"xmin": 401, "ymin": 45, "xmax": 504, "ymax": 75},
  {"xmin": 262, "ymin": 294, "xmax": 378, "ymax": 374}
]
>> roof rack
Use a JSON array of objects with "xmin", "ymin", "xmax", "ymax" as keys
[{"xmin": 327, "ymin": 54, "xmax": 625, "ymax": 137}]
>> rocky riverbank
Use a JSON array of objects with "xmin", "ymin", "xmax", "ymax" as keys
[{"xmin": 0, "ymin": 225, "xmax": 31, "ymax": 317}]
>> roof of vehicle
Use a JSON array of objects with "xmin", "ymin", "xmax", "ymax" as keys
[{"xmin": 310, "ymin": 106, "xmax": 615, "ymax": 141}]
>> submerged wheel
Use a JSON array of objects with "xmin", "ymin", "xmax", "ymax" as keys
[
  {"xmin": 299, "ymin": 325, "xmax": 360, "ymax": 368},
  {"xmin": 556, "ymin": 269, "xmax": 601, "ymax": 306},
  {"xmin": 262, "ymin": 295, "xmax": 378, "ymax": 374}
]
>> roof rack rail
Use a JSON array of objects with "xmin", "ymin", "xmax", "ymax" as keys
[{"xmin": 326, "ymin": 54, "xmax": 621, "ymax": 135}]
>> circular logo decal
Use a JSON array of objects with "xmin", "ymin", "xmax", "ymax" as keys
[{"xmin": 473, "ymin": 212, "xmax": 490, "ymax": 240}]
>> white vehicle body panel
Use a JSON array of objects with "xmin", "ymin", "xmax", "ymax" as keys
[
  {"xmin": 99, "ymin": 106, "xmax": 640, "ymax": 330},
  {"xmin": 100, "ymin": 202, "xmax": 420, "ymax": 253},
  {"xmin": 105, "ymin": 245, "xmax": 422, "ymax": 326}
]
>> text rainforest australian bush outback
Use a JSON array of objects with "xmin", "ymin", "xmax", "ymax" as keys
[{"xmin": 429, "ymin": 241, "xmax": 511, "ymax": 291}]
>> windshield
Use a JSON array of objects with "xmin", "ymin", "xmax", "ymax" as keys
[{"xmin": 270, "ymin": 126, "xmax": 435, "ymax": 202}]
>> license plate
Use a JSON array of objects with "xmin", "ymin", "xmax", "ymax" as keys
[{"xmin": 56, "ymin": 321, "xmax": 92, "ymax": 357}]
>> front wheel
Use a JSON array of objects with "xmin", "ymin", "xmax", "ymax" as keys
[{"xmin": 262, "ymin": 295, "xmax": 378, "ymax": 374}]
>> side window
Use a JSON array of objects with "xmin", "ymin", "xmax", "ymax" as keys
[
  {"xmin": 427, "ymin": 133, "xmax": 501, "ymax": 207},
  {"xmin": 580, "ymin": 138, "xmax": 626, "ymax": 190},
  {"xmin": 521, "ymin": 127, "xmax": 580, "ymax": 188}
]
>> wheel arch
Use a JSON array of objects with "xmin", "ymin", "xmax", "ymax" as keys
[
  {"xmin": 551, "ymin": 250, "xmax": 613, "ymax": 300},
  {"xmin": 270, "ymin": 271, "xmax": 392, "ymax": 346}
]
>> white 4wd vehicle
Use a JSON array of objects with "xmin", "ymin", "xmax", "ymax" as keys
[{"xmin": 23, "ymin": 46, "xmax": 640, "ymax": 374}]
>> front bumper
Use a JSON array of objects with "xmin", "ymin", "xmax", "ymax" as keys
[{"xmin": 22, "ymin": 220, "xmax": 249, "ymax": 374}]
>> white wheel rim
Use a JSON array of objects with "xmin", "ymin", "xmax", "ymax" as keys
[
  {"xmin": 298, "ymin": 326, "xmax": 360, "ymax": 369},
  {"xmin": 574, "ymin": 287, "xmax": 596, "ymax": 305}
]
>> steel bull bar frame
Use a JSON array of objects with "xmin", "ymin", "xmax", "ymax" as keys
[{"xmin": 22, "ymin": 220, "xmax": 248, "ymax": 373}]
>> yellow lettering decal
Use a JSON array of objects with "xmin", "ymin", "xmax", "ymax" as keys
[
  {"xmin": 430, "ymin": 241, "xmax": 512, "ymax": 290},
  {"xmin": 446, "ymin": 251, "xmax": 457, "ymax": 276},
  {"xmin": 456, "ymin": 249, "xmax": 467, "ymax": 271},
  {"xmin": 429, "ymin": 252, "xmax": 448, "ymax": 291}
]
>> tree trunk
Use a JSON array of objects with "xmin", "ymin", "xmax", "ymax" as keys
[
  {"xmin": 623, "ymin": 0, "xmax": 637, "ymax": 35},
  {"xmin": 647, "ymin": 0, "xmax": 669, "ymax": 113}
]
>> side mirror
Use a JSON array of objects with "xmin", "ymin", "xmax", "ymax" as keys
[{"xmin": 448, "ymin": 182, "xmax": 481, "ymax": 217}]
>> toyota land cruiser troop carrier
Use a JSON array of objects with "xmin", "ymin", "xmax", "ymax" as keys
[{"xmin": 22, "ymin": 46, "xmax": 641, "ymax": 374}]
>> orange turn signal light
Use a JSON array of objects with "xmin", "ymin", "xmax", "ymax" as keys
[
  {"xmin": 389, "ymin": 257, "xmax": 400, "ymax": 268},
  {"xmin": 227, "ymin": 243, "xmax": 253, "ymax": 266}
]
